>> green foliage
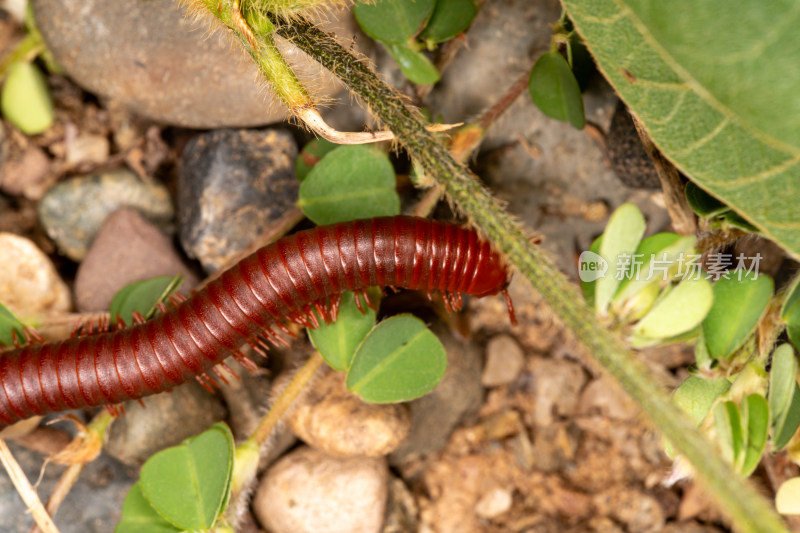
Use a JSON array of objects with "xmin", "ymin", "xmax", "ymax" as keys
[
  {"xmin": 781, "ymin": 280, "xmax": 800, "ymax": 354},
  {"xmin": 702, "ymin": 273, "xmax": 773, "ymax": 359},
  {"xmin": 117, "ymin": 423, "xmax": 235, "ymax": 532},
  {"xmin": 528, "ymin": 51, "xmax": 585, "ymax": 129},
  {"xmin": 769, "ymin": 344, "xmax": 800, "ymax": 450},
  {"xmin": 347, "ymin": 314, "xmax": 447, "ymax": 403},
  {"xmin": 594, "ymin": 203, "xmax": 646, "ymax": 314},
  {"xmin": 563, "ymin": 0, "xmax": 800, "ymax": 259},
  {"xmin": 0, "ymin": 303, "xmax": 26, "ymax": 347},
  {"xmin": 109, "ymin": 275, "xmax": 184, "ymax": 326},
  {"xmin": 308, "ymin": 289, "xmax": 380, "ymax": 371},
  {"xmin": 673, "ymin": 375, "xmax": 730, "ymax": 426},
  {"xmin": 1, "ymin": 61, "xmax": 53, "ymax": 135},
  {"xmin": 354, "ymin": 0, "xmax": 477, "ymax": 85},
  {"xmin": 295, "ymin": 138, "xmax": 338, "ymax": 182},
  {"xmin": 297, "ymin": 145, "xmax": 400, "ymax": 225},
  {"xmin": 630, "ymin": 277, "xmax": 712, "ymax": 346},
  {"xmin": 684, "ymin": 183, "xmax": 759, "ymax": 233},
  {"xmin": 386, "ymin": 43, "xmax": 440, "ymax": 85},
  {"xmin": 713, "ymin": 394, "xmax": 769, "ymax": 476}
]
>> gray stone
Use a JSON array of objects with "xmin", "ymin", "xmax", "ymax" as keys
[
  {"xmin": 74, "ymin": 208, "xmax": 199, "ymax": 312},
  {"xmin": 253, "ymin": 446, "xmax": 388, "ymax": 533},
  {"xmin": 31, "ymin": 0, "xmax": 361, "ymax": 128},
  {"xmin": 105, "ymin": 381, "xmax": 227, "ymax": 466},
  {"xmin": 38, "ymin": 169, "xmax": 173, "ymax": 261},
  {"xmin": 606, "ymin": 100, "xmax": 661, "ymax": 189},
  {"xmin": 178, "ymin": 128, "xmax": 298, "ymax": 272}
]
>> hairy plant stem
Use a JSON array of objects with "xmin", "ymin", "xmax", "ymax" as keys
[{"xmin": 268, "ymin": 14, "xmax": 788, "ymax": 533}]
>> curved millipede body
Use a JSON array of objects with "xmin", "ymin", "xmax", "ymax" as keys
[{"xmin": 0, "ymin": 216, "xmax": 513, "ymax": 429}]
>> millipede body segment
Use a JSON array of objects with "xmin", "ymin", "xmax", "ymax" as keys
[{"xmin": 0, "ymin": 216, "xmax": 513, "ymax": 429}]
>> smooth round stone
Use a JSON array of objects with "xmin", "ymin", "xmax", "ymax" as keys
[
  {"xmin": 178, "ymin": 128, "xmax": 298, "ymax": 272},
  {"xmin": 0, "ymin": 232, "xmax": 70, "ymax": 317},
  {"xmin": 253, "ymin": 446, "xmax": 388, "ymax": 533},
  {"xmin": 31, "ymin": 0, "xmax": 357, "ymax": 128},
  {"xmin": 38, "ymin": 169, "xmax": 173, "ymax": 261}
]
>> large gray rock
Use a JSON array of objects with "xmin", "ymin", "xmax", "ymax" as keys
[{"xmin": 32, "ymin": 0, "xmax": 358, "ymax": 128}]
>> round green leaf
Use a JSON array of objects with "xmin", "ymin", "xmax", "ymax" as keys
[
  {"xmin": 632, "ymin": 277, "xmax": 713, "ymax": 342},
  {"xmin": 595, "ymin": 203, "xmax": 646, "ymax": 315},
  {"xmin": 0, "ymin": 302, "xmax": 26, "ymax": 347},
  {"xmin": 346, "ymin": 314, "xmax": 446, "ymax": 403},
  {"xmin": 563, "ymin": 0, "xmax": 800, "ymax": 260},
  {"xmin": 298, "ymin": 145, "xmax": 400, "ymax": 225},
  {"xmin": 354, "ymin": 0, "xmax": 435, "ymax": 44},
  {"xmin": 386, "ymin": 43, "xmax": 440, "ymax": 85},
  {"xmin": 109, "ymin": 275, "xmax": 183, "ymax": 326},
  {"xmin": 140, "ymin": 423, "xmax": 234, "ymax": 531},
  {"xmin": 777, "ymin": 477, "xmax": 800, "ymax": 515},
  {"xmin": 702, "ymin": 273, "xmax": 773, "ymax": 359},
  {"xmin": 308, "ymin": 289, "xmax": 380, "ymax": 371},
  {"xmin": 1, "ymin": 61, "xmax": 53, "ymax": 135},
  {"xmin": 673, "ymin": 375, "xmax": 730, "ymax": 426},
  {"xmin": 529, "ymin": 51, "xmax": 586, "ymax": 129},
  {"xmin": 714, "ymin": 400, "xmax": 743, "ymax": 466},
  {"xmin": 115, "ymin": 483, "xmax": 180, "ymax": 533},
  {"xmin": 295, "ymin": 138, "xmax": 339, "ymax": 182},
  {"xmin": 419, "ymin": 0, "xmax": 477, "ymax": 44}
]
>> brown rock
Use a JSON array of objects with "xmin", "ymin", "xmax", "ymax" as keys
[
  {"xmin": 32, "ymin": 0, "xmax": 360, "ymax": 128},
  {"xmin": 287, "ymin": 369, "xmax": 411, "ymax": 458},
  {"xmin": 481, "ymin": 334, "xmax": 525, "ymax": 387},
  {"xmin": 253, "ymin": 446, "xmax": 388, "ymax": 533},
  {"xmin": 74, "ymin": 208, "xmax": 199, "ymax": 312}
]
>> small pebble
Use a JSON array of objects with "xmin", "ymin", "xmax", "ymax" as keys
[
  {"xmin": 105, "ymin": 381, "xmax": 226, "ymax": 466},
  {"xmin": 73, "ymin": 208, "xmax": 199, "ymax": 312},
  {"xmin": 577, "ymin": 376, "xmax": 640, "ymax": 421},
  {"xmin": 0, "ymin": 145, "xmax": 51, "ymax": 199},
  {"xmin": 481, "ymin": 334, "xmax": 525, "ymax": 387},
  {"xmin": 253, "ymin": 446, "xmax": 388, "ymax": 533},
  {"xmin": 39, "ymin": 169, "xmax": 173, "ymax": 261},
  {"xmin": 287, "ymin": 369, "xmax": 411, "ymax": 458},
  {"xmin": 529, "ymin": 357, "xmax": 587, "ymax": 426},
  {"xmin": 474, "ymin": 487, "xmax": 513, "ymax": 519},
  {"xmin": 0, "ymin": 233, "xmax": 70, "ymax": 316},
  {"xmin": 178, "ymin": 128, "xmax": 298, "ymax": 272}
]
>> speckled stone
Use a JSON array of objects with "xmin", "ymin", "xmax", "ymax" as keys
[
  {"xmin": 31, "ymin": 0, "xmax": 359, "ymax": 128},
  {"xmin": 38, "ymin": 169, "xmax": 173, "ymax": 261},
  {"xmin": 178, "ymin": 128, "xmax": 298, "ymax": 272},
  {"xmin": 606, "ymin": 100, "xmax": 661, "ymax": 189}
]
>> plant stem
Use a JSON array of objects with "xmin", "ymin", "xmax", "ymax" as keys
[
  {"xmin": 0, "ymin": 33, "xmax": 45, "ymax": 82},
  {"xmin": 269, "ymin": 15, "xmax": 789, "ymax": 533}
]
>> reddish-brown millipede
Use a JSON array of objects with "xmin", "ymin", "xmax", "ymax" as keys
[{"xmin": 0, "ymin": 216, "xmax": 514, "ymax": 429}]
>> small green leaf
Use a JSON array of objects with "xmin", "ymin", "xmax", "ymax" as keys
[
  {"xmin": 720, "ymin": 210, "xmax": 759, "ymax": 233},
  {"xmin": 789, "ymin": 325, "xmax": 800, "ymax": 356},
  {"xmin": 595, "ymin": 203, "xmax": 646, "ymax": 315},
  {"xmin": 770, "ymin": 344, "xmax": 800, "ymax": 450},
  {"xmin": 295, "ymin": 138, "xmax": 339, "ymax": 182},
  {"xmin": 685, "ymin": 182, "xmax": 728, "ymax": 218},
  {"xmin": 529, "ymin": 51, "xmax": 585, "ymax": 129},
  {"xmin": 386, "ymin": 43, "xmax": 440, "ymax": 85},
  {"xmin": 115, "ymin": 483, "xmax": 180, "ymax": 533},
  {"xmin": 354, "ymin": 0, "xmax": 435, "ymax": 44},
  {"xmin": 714, "ymin": 400, "xmax": 743, "ymax": 467},
  {"xmin": 347, "ymin": 314, "xmax": 446, "ymax": 403},
  {"xmin": 1, "ymin": 61, "xmax": 53, "ymax": 135},
  {"xmin": 298, "ymin": 145, "xmax": 401, "ymax": 225},
  {"xmin": 140, "ymin": 423, "xmax": 234, "ymax": 530},
  {"xmin": 631, "ymin": 277, "xmax": 713, "ymax": 342},
  {"xmin": 673, "ymin": 375, "xmax": 730, "ymax": 426},
  {"xmin": 308, "ymin": 289, "xmax": 380, "ymax": 371},
  {"xmin": 109, "ymin": 275, "xmax": 183, "ymax": 326},
  {"xmin": 0, "ymin": 303, "xmax": 26, "ymax": 347},
  {"xmin": 579, "ymin": 235, "xmax": 602, "ymax": 307},
  {"xmin": 419, "ymin": 0, "xmax": 477, "ymax": 44},
  {"xmin": 702, "ymin": 273, "xmax": 773, "ymax": 359},
  {"xmin": 781, "ymin": 277, "xmax": 800, "ymax": 324},
  {"xmin": 777, "ymin": 477, "xmax": 800, "ymax": 515},
  {"xmin": 741, "ymin": 394, "xmax": 769, "ymax": 476}
]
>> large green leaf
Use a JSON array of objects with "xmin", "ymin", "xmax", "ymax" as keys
[{"xmin": 563, "ymin": 0, "xmax": 800, "ymax": 259}]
